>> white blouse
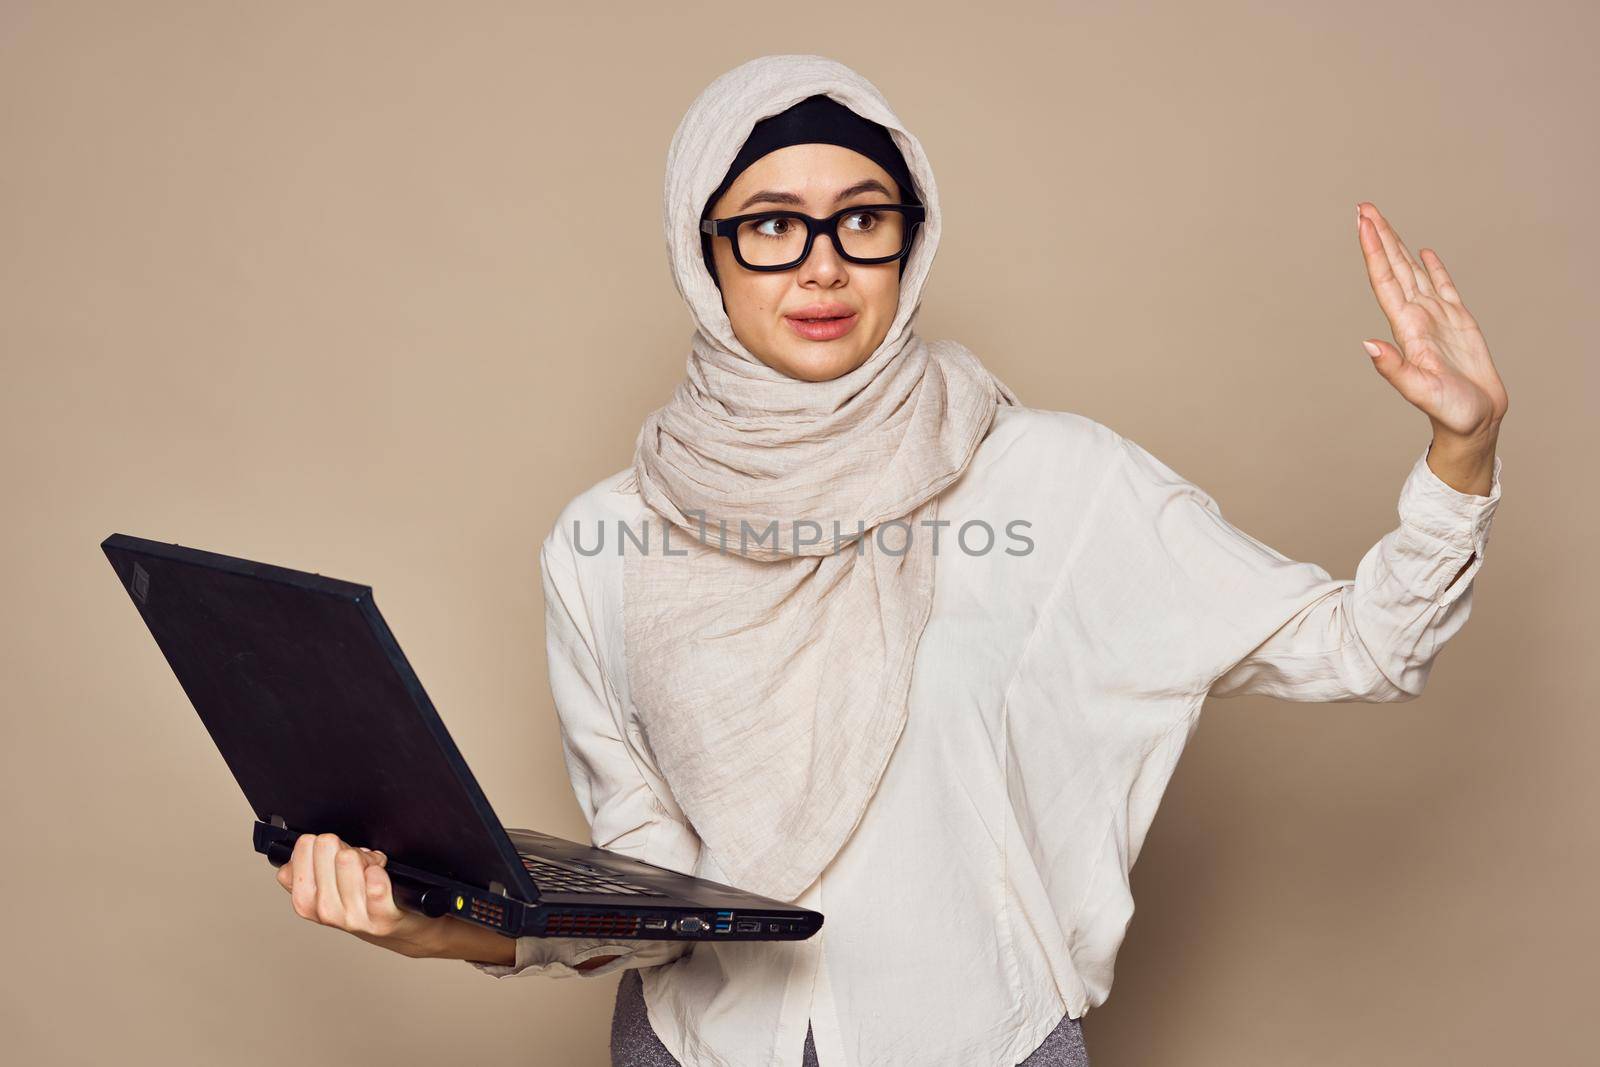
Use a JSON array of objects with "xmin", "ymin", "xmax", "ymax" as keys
[{"xmin": 469, "ymin": 406, "xmax": 1503, "ymax": 1067}]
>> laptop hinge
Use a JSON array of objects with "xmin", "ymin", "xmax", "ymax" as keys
[
  {"xmin": 269, "ymin": 814, "xmax": 288, "ymax": 830},
  {"xmin": 489, "ymin": 880, "xmax": 509, "ymax": 898}
]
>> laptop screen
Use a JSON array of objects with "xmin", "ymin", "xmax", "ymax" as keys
[{"xmin": 102, "ymin": 533, "xmax": 535, "ymax": 897}]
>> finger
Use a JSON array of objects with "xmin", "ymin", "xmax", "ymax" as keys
[
  {"xmin": 363, "ymin": 863, "xmax": 403, "ymax": 931},
  {"xmin": 289, "ymin": 833, "xmax": 319, "ymax": 919},
  {"xmin": 1390, "ymin": 226, "xmax": 1435, "ymax": 297},
  {"xmin": 352, "ymin": 847, "xmax": 400, "ymax": 932},
  {"xmin": 1367, "ymin": 203, "xmax": 1433, "ymax": 297},
  {"xmin": 1419, "ymin": 247, "xmax": 1464, "ymax": 305},
  {"xmin": 312, "ymin": 834, "xmax": 347, "ymax": 926},
  {"xmin": 1357, "ymin": 208, "xmax": 1408, "ymax": 320},
  {"xmin": 1358, "ymin": 203, "xmax": 1420, "ymax": 300},
  {"xmin": 334, "ymin": 845, "xmax": 372, "ymax": 931}
]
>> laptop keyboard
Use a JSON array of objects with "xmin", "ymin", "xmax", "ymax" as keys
[{"xmin": 520, "ymin": 856, "xmax": 666, "ymax": 896}]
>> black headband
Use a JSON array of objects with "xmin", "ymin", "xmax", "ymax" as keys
[{"xmin": 700, "ymin": 94, "xmax": 920, "ymax": 287}]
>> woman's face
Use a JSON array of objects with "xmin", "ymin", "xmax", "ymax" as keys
[{"xmin": 706, "ymin": 143, "xmax": 907, "ymax": 383}]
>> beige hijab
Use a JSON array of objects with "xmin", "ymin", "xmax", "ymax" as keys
[{"xmin": 619, "ymin": 54, "xmax": 1020, "ymax": 903}]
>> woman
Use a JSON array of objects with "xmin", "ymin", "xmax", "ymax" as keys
[{"xmin": 273, "ymin": 54, "xmax": 1506, "ymax": 1067}]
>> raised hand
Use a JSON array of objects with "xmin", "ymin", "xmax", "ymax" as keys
[{"xmin": 1356, "ymin": 201, "xmax": 1507, "ymax": 493}]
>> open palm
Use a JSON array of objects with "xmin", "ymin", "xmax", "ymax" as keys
[{"xmin": 1356, "ymin": 202, "xmax": 1509, "ymax": 439}]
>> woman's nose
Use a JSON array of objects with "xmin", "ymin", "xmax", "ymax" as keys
[{"xmin": 797, "ymin": 233, "xmax": 847, "ymax": 282}]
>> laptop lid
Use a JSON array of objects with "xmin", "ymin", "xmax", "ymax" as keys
[{"xmin": 101, "ymin": 533, "xmax": 539, "ymax": 900}]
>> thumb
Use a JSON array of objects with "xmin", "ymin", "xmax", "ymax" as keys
[
  {"xmin": 1362, "ymin": 338, "xmax": 1402, "ymax": 373},
  {"xmin": 1362, "ymin": 339, "xmax": 1432, "ymax": 408}
]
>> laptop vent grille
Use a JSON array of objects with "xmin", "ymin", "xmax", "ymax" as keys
[
  {"xmin": 542, "ymin": 912, "xmax": 642, "ymax": 937},
  {"xmin": 469, "ymin": 898, "xmax": 509, "ymax": 928}
]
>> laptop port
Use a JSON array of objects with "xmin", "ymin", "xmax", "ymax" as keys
[
  {"xmin": 642, "ymin": 918, "xmax": 669, "ymax": 930},
  {"xmin": 735, "ymin": 920, "xmax": 760, "ymax": 933}
]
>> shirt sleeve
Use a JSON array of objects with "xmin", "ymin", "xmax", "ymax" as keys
[
  {"xmin": 466, "ymin": 534, "xmax": 701, "ymax": 980},
  {"xmin": 1109, "ymin": 434, "xmax": 1503, "ymax": 703}
]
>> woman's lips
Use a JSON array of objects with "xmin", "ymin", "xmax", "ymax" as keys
[{"xmin": 784, "ymin": 312, "xmax": 859, "ymax": 341}]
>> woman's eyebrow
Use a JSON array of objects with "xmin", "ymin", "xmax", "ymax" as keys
[{"xmin": 736, "ymin": 178, "xmax": 895, "ymax": 211}]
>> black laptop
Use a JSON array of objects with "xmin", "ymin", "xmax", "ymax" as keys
[{"xmin": 100, "ymin": 532, "xmax": 822, "ymax": 945}]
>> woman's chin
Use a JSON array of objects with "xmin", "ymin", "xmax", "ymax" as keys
[{"xmin": 771, "ymin": 342, "xmax": 871, "ymax": 383}]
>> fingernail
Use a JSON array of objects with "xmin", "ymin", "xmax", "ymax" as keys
[
  {"xmin": 1355, "ymin": 204, "xmax": 1363, "ymax": 230},
  {"xmin": 1362, "ymin": 341, "xmax": 1381, "ymax": 358}
]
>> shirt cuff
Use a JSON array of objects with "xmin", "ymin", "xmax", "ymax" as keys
[
  {"xmin": 1397, "ymin": 443, "xmax": 1503, "ymax": 554},
  {"xmin": 465, "ymin": 935, "xmax": 638, "ymax": 980}
]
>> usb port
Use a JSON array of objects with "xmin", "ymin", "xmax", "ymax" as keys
[{"xmin": 643, "ymin": 918, "xmax": 669, "ymax": 930}]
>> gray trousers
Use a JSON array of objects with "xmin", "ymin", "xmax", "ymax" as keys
[{"xmin": 610, "ymin": 968, "xmax": 1091, "ymax": 1066}]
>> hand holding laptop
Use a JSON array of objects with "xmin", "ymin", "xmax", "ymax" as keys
[
  {"xmin": 272, "ymin": 830, "xmax": 515, "ymax": 968},
  {"xmin": 102, "ymin": 533, "xmax": 822, "ymax": 963}
]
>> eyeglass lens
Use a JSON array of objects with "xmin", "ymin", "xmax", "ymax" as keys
[{"xmin": 734, "ymin": 208, "xmax": 909, "ymax": 267}]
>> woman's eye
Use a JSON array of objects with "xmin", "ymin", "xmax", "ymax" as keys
[
  {"xmin": 842, "ymin": 210, "xmax": 881, "ymax": 232},
  {"xmin": 755, "ymin": 217, "xmax": 795, "ymax": 238}
]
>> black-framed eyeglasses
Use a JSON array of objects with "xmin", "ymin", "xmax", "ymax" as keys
[{"xmin": 700, "ymin": 203, "xmax": 926, "ymax": 272}]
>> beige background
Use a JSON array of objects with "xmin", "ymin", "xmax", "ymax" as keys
[{"xmin": 3, "ymin": 2, "xmax": 1593, "ymax": 1064}]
